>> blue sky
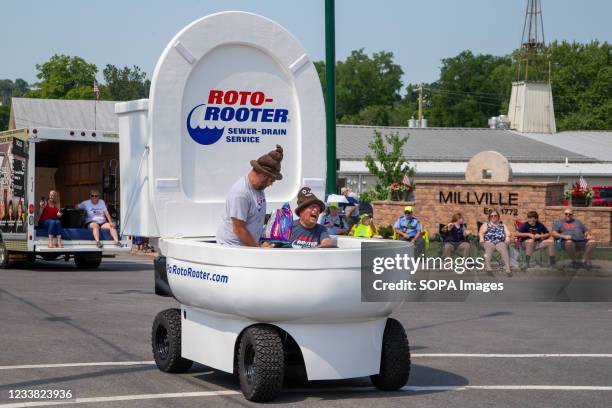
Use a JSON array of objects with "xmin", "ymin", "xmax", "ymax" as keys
[{"xmin": 1, "ymin": 0, "xmax": 610, "ymax": 87}]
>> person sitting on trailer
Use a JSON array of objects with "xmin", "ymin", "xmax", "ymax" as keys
[
  {"xmin": 77, "ymin": 189, "xmax": 121, "ymax": 248},
  {"xmin": 216, "ymin": 145, "xmax": 284, "ymax": 247},
  {"xmin": 288, "ymin": 187, "xmax": 333, "ymax": 248},
  {"xmin": 38, "ymin": 190, "xmax": 64, "ymax": 248}
]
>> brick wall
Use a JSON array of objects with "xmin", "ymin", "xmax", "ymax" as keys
[
  {"xmin": 544, "ymin": 207, "xmax": 612, "ymax": 245},
  {"xmin": 371, "ymin": 181, "xmax": 612, "ymax": 245}
]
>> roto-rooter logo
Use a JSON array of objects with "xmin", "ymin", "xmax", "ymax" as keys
[{"xmin": 186, "ymin": 90, "xmax": 289, "ymax": 145}]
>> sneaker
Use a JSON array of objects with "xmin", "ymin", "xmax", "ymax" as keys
[
  {"xmin": 96, "ymin": 241, "xmax": 103, "ymax": 249},
  {"xmin": 115, "ymin": 241, "xmax": 123, "ymax": 248}
]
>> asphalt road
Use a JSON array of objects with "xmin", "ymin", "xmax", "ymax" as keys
[{"xmin": 0, "ymin": 255, "xmax": 610, "ymax": 407}]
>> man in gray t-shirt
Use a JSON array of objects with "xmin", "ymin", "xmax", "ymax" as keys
[
  {"xmin": 216, "ymin": 145, "xmax": 284, "ymax": 246},
  {"xmin": 551, "ymin": 208, "xmax": 596, "ymax": 267}
]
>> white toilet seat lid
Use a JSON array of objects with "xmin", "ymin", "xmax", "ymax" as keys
[{"xmin": 147, "ymin": 12, "xmax": 326, "ymax": 238}]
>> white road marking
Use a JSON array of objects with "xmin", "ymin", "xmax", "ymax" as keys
[
  {"xmin": 403, "ymin": 385, "xmax": 612, "ymax": 391},
  {"xmin": 412, "ymin": 353, "xmax": 612, "ymax": 358},
  {"xmin": 0, "ymin": 361, "xmax": 155, "ymax": 370},
  {"xmin": 4, "ymin": 354, "xmax": 612, "ymax": 370},
  {"xmin": 1, "ymin": 386, "xmax": 611, "ymax": 407}
]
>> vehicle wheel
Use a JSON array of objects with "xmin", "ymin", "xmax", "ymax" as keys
[
  {"xmin": 74, "ymin": 254, "xmax": 102, "ymax": 269},
  {"xmin": 238, "ymin": 325, "xmax": 284, "ymax": 402},
  {"xmin": 0, "ymin": 242, "xmax": 8, "ymax": 269},
  {"xmin": 152, "ymin": 309, "xmax": 192, "ymax": 373},
  {"xmin": 23, "ymin": 252, "xmax": 37, "ymax": 268},
  {"xmin": 370, "ymin": 318, "xmax": 411, "ymax": 390}
]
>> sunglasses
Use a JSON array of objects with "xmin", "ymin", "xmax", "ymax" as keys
[
  {"xmin": 90, "ymin": 194, "xmax": 99, "ymax": 198},
  {"xmin": 564, "ymin": 213, "xmax": 573, "ymax": 216},
  {"xmin": 490, "ymin": 214, "xmax": 500, "ymax": 217}
]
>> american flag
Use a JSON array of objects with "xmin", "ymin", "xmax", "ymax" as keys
[
  {"xmin": 402, "ymin": 173, "xmax": 411, "ymax": 186},
  {"xmin": 93, "ymin": 80, "xmax": 100, "ymax": 101},
  {"xmin": 579, "ymin": 175, "xmax": 588, "ymax": 189}
]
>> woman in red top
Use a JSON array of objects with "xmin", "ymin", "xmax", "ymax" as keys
[{"xmin": 39, "ymin": 190, "xmax": 63, "ymax": 248}]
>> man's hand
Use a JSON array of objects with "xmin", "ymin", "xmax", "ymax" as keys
[
  {"xmin": 109, "ymin": 221, "xmax": 116, "ymax": 228},
  {"xmin": 231, "ymin": 218, "xmax": 259, "ymax": 247},
  {"xmin": 260, "ymin": 242, "xmax": 274, "ymax": 248}
]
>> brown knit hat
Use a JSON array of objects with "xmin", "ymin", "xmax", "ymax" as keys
[
  {"xmin": 295, "ymin": 187, "xmax": 325, "ymax": 216},
  {"xmin": 250, "ymin": 144, "xmax": 284, "ymax": 180}
]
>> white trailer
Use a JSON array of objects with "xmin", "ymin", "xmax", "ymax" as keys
[
  {"xmin": 118, "ymin": 12, "xmax": 411, "ymax": 402},
  {"xmin": 0, "ymin": 127, "xmax": 130, "ymax": 269}
]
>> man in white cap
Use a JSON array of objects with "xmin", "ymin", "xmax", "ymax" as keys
[
  {"xmin": 216, "ymin": 145, "xmax": 283, "ymax": 246},
  {"xmin": 340, "ymin": 187, "xmax": 360, "ymax": 229}
]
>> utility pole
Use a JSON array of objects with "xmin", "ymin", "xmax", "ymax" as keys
[
  {"xmin": 417, "ymin": 85, "xmax": 423, "ymax": 126},
  {"xmin": 325, "ymin": 0, "xmax": 336, "ymax": 194}
]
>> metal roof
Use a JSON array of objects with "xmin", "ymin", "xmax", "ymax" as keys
[
  {"xmin": 9, "ymin": 98, "xmax": 609, "ymax": 164},
  {"xmin": 11, "ymin": 97, "xmax": 118, "ymax": 132},
  {"xmin": 337, "ymin": 125, "xmax": 600, "ymax": 163},
  {"xmin": 339, "ymin": 160, "xmax": 612, "ymax": 177},
  {"xmin": 517, "ymin": 131, "xmax": 612, "ymax": 162}
]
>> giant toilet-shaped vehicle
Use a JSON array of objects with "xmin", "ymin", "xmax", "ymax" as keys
[{"xmin": 116, "ymin": 11, "xmax": 411, "ymax": 402}]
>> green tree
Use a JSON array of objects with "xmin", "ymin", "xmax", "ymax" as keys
[
  {"xmin": 550, "ymin": 40, "xmax": 612, "ymax": 130},
  {"xmin": 0, "ymin": 79, "xmax": 29, "ymax": 105},
  {"xmin": 28, "ymin": 54, "xmax": 97, "ymax": 99},
  {"xmin": 102, "ymin": 64, "xmax": 149, "ymax": 101},
  {"xmin": 0, "ymin": 105, "xmax": 10, "ymax": 131},
  {"xmin": 364, "ymin": 131, "xmax": 414, "ymax": 200},
  {"xmin": 336, "ymin": 49, "xmax": 403, "ymax": 121},
  {"xmin": 426, "ymin": 51, "xmax": 514, "ymax": 127}
]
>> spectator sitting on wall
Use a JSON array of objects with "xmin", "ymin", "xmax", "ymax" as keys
[
  {"xmin": 551, "ymin": 208, "xmax": 596, "ymax": 269},
  {"xmin": 38, "ymin": 190, "xmax": 63, "ymax": 248},
  {"xmin": 479, "ymin": 208, "xmax": 512, "ymax": 277},
  {"xmin": 394, "ymin": 205, "xmax": 425, "ymax": 255},
  {"xmin": 319, "ymin": 202, "xmax": 348, "ymax": 235},
  {"xmin": 515, "ymin": 210, "xmax": 556, "ymax": 269},
  {"xmin": 288, "ymin": 187, "xmax": 333, "ymax": 248},
  {"xmin": 441, "ymin": 212, "xmax": 471, "ymax": 258},
  {"xmin": 78, "ymin": 189, "xmax": 121, "ymax": 248},
  {"xmin": 349, "ymin": 213, "xmax": 377, "ymax": 238}
]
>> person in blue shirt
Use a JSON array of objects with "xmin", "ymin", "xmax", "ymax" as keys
[
  {"xmin": 319, "ymin": 202, "xmax": 348, "ymax": 235},
  {"xmin": 515, "ymin": 210, "xmax": 556, "ymax": 269},
  {"xmin": 393, "ymin": 205, "xmax": 425, "ymax": 255}
]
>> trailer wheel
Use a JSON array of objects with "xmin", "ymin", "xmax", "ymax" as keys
[
  {"xmin": 370, "ymin": 318, "xmax": 411, "ymax": 391},
  {"xmin": 0, "ymin": 242, "xmax": 8, "ymax": 269},
  {"xmin": 74, "ymin": 254, "xmax": 102, "ymax": 269},
  {"xmin": 152, "ymin": 309, "xmax": 193, "ymax": 373},
  {"xmin": 238, "ymin": 325, "xmax": 284, "ymax": 402}
]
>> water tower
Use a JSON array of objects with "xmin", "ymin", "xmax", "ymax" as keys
[{"xmin": 507, "ymin": 0, "xmax": 556, "ymax": 133}]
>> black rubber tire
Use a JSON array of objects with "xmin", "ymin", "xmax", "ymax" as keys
[
  {"xmin": 151, "ymin": 309, "xmax": 193, "ymax": 373},
  {"xmin": 74, "ymin": 254, "xmax": 102, "ymax": 269},
  {"xmin": 370, "ymin": 318, "xmax": 411, "ymax": 390},
  {"xmin": 238, "ymin": 325, "xmax": 285, "ymax": 402},
  {"xmin": 0, "ymin": 242, "xmax": 8, "ymax": 269}
]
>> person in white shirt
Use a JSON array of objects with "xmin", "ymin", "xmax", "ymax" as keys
[{"xmin": 77, "ymin": 189, "xmax": 120, "ymax": 248}]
